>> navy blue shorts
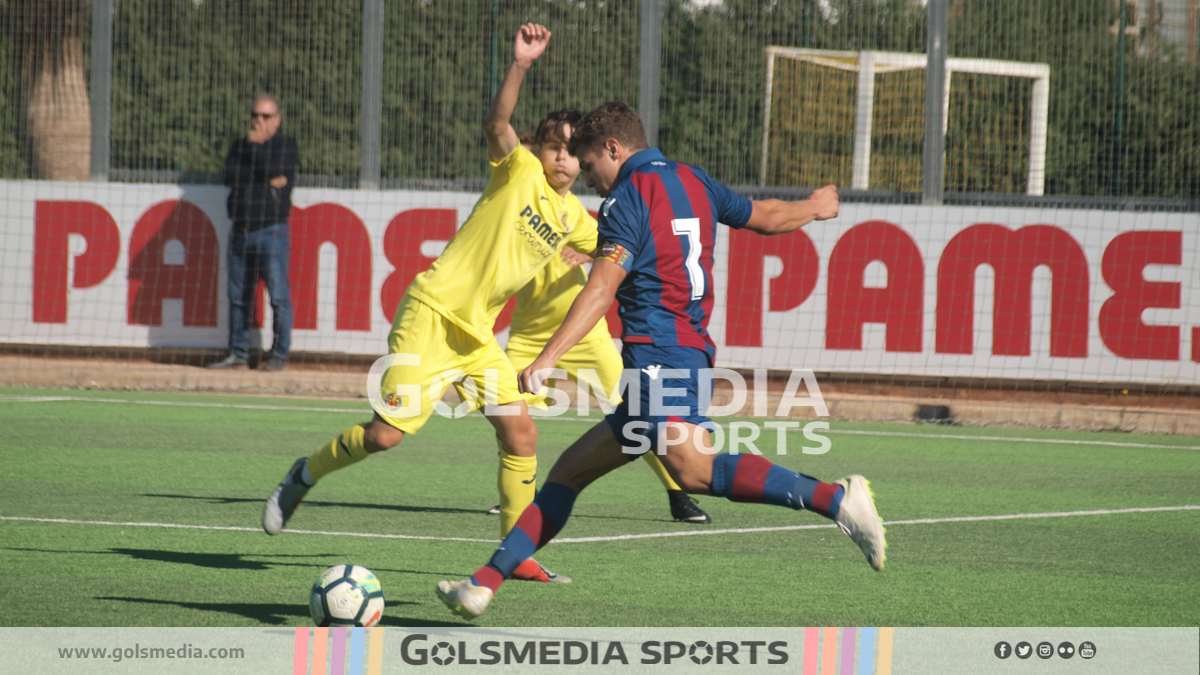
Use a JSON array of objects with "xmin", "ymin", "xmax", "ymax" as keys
[{"xmin": 605, "ymin": 343, "xmax": 715, "ymax": 456}]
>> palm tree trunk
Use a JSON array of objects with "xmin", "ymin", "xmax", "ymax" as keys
[
  {"xmin": 27, "ymin": 31, "xmax": 90, "ymax": 181},
  {"xmin": 15, "ymin": 0, "xmax": 91, "ymax": 181}
]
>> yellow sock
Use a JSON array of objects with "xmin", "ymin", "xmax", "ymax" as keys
[
  {"xmin": 306, "ymin": 425, "xmax": 368, "ymax": 480},
  {"xmin": 497, "ymin": 450, "xmax": 538, "ymax": 537},
  {"xmin": 643, "ymin": 452, "xmax": 682, "ymax": 491}
]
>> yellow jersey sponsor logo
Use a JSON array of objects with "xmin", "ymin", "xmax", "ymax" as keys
[{"xmin": 519, "ymin": 205, "xmax": 564, "ymax": 248}]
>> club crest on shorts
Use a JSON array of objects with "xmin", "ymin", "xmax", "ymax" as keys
[{"xmin": 384, "ymin": 392, "xmax": 406, "ymax": 412}]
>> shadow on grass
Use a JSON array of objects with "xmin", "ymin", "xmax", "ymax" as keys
[
  {"xmin": 568, "ymin": 512, "xmax": 691, "ymax": 524},
  {"xmin": 8, "ymin": 547, "xmax": 330, "ymax": 571},
  {"xmin": 97, "ymin": 597, "xmax": 460, "ymax": 627},
  {"xmin": 109, "ymin": 548, "xmax": 329, "ymax": 571},
  {"xmin": 7, "ymin": 547, "xmax": 475, "ymax": 578},
  {"xmin": 141, "ymin": 493, "xmax": 485, "ymax": 515},
  {"xmin": 139, "ymin": 493, "xmax": 702, "ymax": 524}
]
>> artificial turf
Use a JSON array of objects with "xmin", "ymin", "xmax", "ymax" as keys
[{"xmin": 1, "ymin": 386, "xmax": 1197, "ymax": 627}]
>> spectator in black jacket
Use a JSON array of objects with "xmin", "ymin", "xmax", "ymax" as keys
[{"xmin": 208, "ymin": 94, "xmax": 299, "ymax": 371}]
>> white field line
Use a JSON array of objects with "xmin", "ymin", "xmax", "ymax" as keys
[
  {"xmin": 3, "ymin": 394, "xmax": 1199, "ymax": 451},
  {"xmin": 3, "ymin": 505, "xmax": 1196, "ymax": 545},
  {"xmin": 821, "ymin": 428, "xmax": 1200, "ymax": 450},
  {"xmin": 0, "ymin": 395, "xmax": 370, "ymax": 415},
  {"xmin": 556, "ymin": 504, "xmax": 1200, "ymax": 542},
  {"xmin": 0, "ymin": 516, "xmax": 494, "ymax": 543}
]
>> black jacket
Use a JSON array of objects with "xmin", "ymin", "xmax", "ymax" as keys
[{"xmin": 223, "ymin": 133, "xmax": 299, "ymax": 231}]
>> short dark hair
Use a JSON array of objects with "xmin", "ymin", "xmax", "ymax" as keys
[
  {"xmin": 534, "ymin": 108, "xmax": 583, "ymax": 146},
  {"xmin": 567, "ymin": 101, "xmax": 648, "ymax": 156},
  {"xmin": 517, "ymin": 130, "xmax": 535, "ymax": 147},
  {"xmin": 252, "ymin": 94, "xmax": 282, "ymax": 115}
]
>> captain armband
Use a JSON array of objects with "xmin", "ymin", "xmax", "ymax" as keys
[{"xmin": 598, "ymin": 241, "xmax": 632, "ymax": 270}]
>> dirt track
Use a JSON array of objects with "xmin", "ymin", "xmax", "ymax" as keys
[{"xmin": 2, "ymin": 353, "xmax": 1197, "ymax": 435}]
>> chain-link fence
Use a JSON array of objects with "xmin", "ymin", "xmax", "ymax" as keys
[
  {"xmin": 3, "ymin": 1, "xmax": 1199, "ymax": 429},
  {"xmin": 4, "ymin": 0, "xmax": 1199, "ymax": 199}
]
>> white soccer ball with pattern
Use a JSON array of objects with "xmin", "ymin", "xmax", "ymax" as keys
[{"xmin": 309, "ymin": 564, "xmax": 385, "ymax": 627}]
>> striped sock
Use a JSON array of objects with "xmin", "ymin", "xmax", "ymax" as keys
[
  {"xmin": 710, "ymin": 453, "xmax": 844, "ymax": 519},
  {"xmin": 471, "ymin": 481, "xmax": 577, "ymax": 593}
]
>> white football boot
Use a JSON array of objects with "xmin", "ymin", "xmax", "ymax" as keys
[
  {"xmin": 262, "ymin": 457, "xmax": 310, "ymax": 535},
  {"xmin": 436, "ymin": 579, "xmax": 494, "ymax": 620},
  {"xmin": 833, "ymin": 474, "xmax": 887, "ymax": 571}
]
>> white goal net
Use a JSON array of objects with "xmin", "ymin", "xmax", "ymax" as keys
[{"xmin": 760, "ymin": 48, "xmax": 1050, "ymax": 196}]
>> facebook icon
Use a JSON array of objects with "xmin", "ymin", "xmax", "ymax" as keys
[{"xmin": 994, "ymin": 641, "xmax": 1012, "ymax": 659}]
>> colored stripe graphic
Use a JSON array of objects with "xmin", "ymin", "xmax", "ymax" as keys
[
  {"xmin": 803, "ymin": 626, "xmax": 819, "ymax": 675},
  {"xmin": 313, "ymin": 628, "xmax": 327, "ymax": 675},
  {"xmin": 367, "ymin": 628, "xmax": 384, "ymax": 675},
  {"xmin": 821, "ymin": 627, "xmax": 837, "ymax": 675},
  {"xmin": 293, "ymin": 627, "xmax": 308, "ymax": 675},
  {"xmin": 877, "ymin": 628, "xmax": 894, "ymax": 675},
  {"xmin": 331, "ymin": 627, "xmax": 346, "ymax": 675},
  {"xmin": 840, "ymin": 627, "xmax": 856, "ymax": 675},
  {"xmin": 349, "ymin": 628, "xmax": 365, "ymax": 674},
  {"xmin": 859, "ymin": 628, "xmax": 875, "ymax": 675}
]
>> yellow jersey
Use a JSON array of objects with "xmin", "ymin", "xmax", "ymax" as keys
[
  {"xmin": 406, "ymin": 146, "xmax": 598, "ymax": 344},
  {"xmin": 508, "ymin": 236, "xmax": 613, "ymax": 347}
]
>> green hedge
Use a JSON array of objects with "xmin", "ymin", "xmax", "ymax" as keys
[{"xmin": 3, "ymin": 0, "xmax": 1198, "ymax": 198}]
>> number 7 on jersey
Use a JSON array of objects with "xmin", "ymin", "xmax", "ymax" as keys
[{"xmin": 671, "ymin": 218, "xmax": 704, "ymax": 300}]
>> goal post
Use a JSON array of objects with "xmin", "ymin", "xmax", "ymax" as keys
[{"xmin": 760, "ymin": 47, "xmax": 1050, "ymax": 196}]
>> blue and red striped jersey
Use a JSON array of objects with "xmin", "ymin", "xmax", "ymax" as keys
[{"xmin": 597, "ymin": 148, "xmax": 753, "ymax": 360}]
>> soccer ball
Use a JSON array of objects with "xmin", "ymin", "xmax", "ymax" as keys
[{"xmin": 309, "ymin": 564, "xmax": 385, "ymax": 627}]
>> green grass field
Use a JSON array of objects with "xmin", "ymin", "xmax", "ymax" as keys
[{"xmin": 2, "ymin": 386, "xmax": 1198, "ymax": 628}]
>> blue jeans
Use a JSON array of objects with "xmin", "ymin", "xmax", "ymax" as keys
[{"xmin": 227, "ymin": 222, "xmax": 292, "ymax": 360}]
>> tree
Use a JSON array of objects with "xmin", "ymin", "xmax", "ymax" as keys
[{"xmin": 10, "ymin": 0, "xmax": 90, "ymax": 181}]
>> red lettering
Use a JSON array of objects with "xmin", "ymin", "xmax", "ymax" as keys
[
  {"xmin": 253, "ymin": 279, "xmax": 267, "ymax": 329},
  {"xmin": 588, "ymin": 208, "xmax": 623, "ymax": 338},
  {"xmin": 494, "ymin": 297, "xmax": 518, "ymax": 333},
  {"xmin": 32, "ymin": 201, "xmax": 120, "ymax": 323},
  {"xmin": 826, "ymin": 221, "xmax": 923, "ymax": 352},
  {"xmin": 606, "ymin": 299, "xmax": 622, "ymax": 338},
  {"xmin": 380, "ymin": 209, "xmax": 457, "ymax": 322},
  {"xmin": 289, "ymin": 204, "xmax": 372, "ymax": 331},
  {"xmin": 726, "ymin": 229, "xmax": 819, "ymax": 347},
  {"xmin": 127, "ymin": 200, "xmax": 219, "ymax": 326},
  {"xmin": 937, "ymin": 224, "xmax": 1088, "ymax": 357},
  {"xmin": 1099, "ymin": 231, "xmax": 1181, "ymax": 360}
]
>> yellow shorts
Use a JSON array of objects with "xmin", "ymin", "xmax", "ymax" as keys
[
  {"xmin": 376, "ymin": 294, "xmax": 523, "ymax": 434},
  {"xmin": 505, "ymin": 335, "xmax": 624, "ymax": 408}
]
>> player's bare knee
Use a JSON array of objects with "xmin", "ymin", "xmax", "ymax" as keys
[
  {"xmin": 363, "ymin": 421, "xmax": 403, "ymax": 453},
  {"xmin": 667, "ymin": 465, "xmax": 711, "ymax": 494},
  {"xmin": 497, "ymin": 420, "xmax": 537, "ymax": 457},
  {"xmin": 498, "ymin": 435, "xmax": 537, "ymax": 457}
]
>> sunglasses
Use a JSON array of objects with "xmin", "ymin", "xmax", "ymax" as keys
[{"xmin": 251, "ymin": 112, "xmax": 276, "ymax": 119}]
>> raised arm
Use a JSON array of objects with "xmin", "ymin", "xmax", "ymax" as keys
[
  {"xmin": 743, "ymin": 184, "xmax": 840, "ymax": 235},
  {"xmin": 485, "ymin": 23, "xmax": 551, "ymax": 163},
  {"xmin": 518, "ymin": 258, "xmax": 626, "ymax": 394}
]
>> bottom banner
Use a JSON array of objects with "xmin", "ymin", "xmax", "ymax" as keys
[{"xmin": 4, "ymin": 627, "xmax": 1196, "ymax": 674}]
